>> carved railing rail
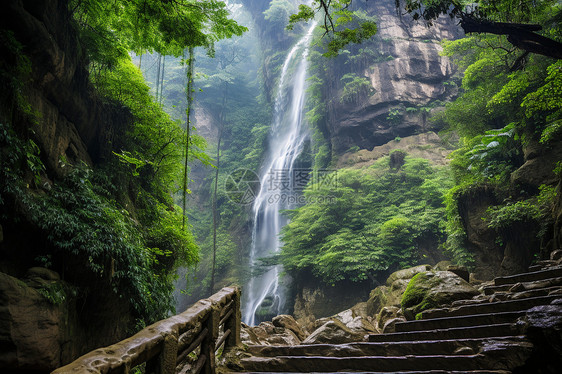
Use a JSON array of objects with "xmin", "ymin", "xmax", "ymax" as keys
[{"xmin": 52, "ymin": 286, "xmax": 241, "ymax": 374}]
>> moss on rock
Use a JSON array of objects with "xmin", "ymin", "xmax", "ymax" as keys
[{"xmin": 401, "ymin": 271, "xmax": 480, "ymax": 320}]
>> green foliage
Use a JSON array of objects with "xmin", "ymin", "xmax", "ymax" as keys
[
  {"xmin": 486, "ymin": 200, "xmax": 541, "ymax": 230},
  {"xmin": 37, "ymin": 283, "xmax": 75, "ymax": 305},
  {"xmin": 1, "ymin": 117, "xmax": 198, "ymax": 322},
  {"xmin": 436, "ymin": 6, "xmax": 562, "ymax": 266},
  {"xmin": 339, "ymin": 73, "xmax": 373, "ymax": 104},
  {"xmin": 70, "ymin": 0, "xmax": 247, "ymax": 64},
  {"xmin": 288, "ymin": 2, "xmax": 377, "ymax": 57},
  {"xmin": 386, "ymin": 108, "xmax": 403, "ymax": 124},
  {"xmin": 443, "ymin": 183, "xmax": 475, "ymax": 267},
  {"xmin": 264, "ymin": 0, "xmax": 296, "ymax": 29},
  {"xmin": 280, "ymin": 156, "xmax": 452, "ymax": 285},
  {"xmin": 31, "ymin": 166, "xmax": 194, "ymax": 321}
]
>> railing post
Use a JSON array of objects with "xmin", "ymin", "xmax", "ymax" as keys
[
  {"xmin": 145, "ymin": 329, "xmax": 178, "ymax": 374},
  {"xmin": 225, "ymin": 287, "xmax": 241, "ymax": 349},
  {"xmin": 201, "ymin": 305, "xmax": 219, "ymax": 374}
]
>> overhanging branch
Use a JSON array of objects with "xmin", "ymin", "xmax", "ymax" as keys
[{"xmin": 460, "ymin": 15, "xmax": 562, "ymax": 60}]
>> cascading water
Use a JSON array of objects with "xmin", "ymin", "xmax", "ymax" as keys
[{"xmin": 243, "ymin": 21, "xmax": 317, "ymax": 326}]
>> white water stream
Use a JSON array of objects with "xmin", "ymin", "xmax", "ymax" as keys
[{"xmin": 242, "ymin": 21, "xmax": 317, "ymax": 326}]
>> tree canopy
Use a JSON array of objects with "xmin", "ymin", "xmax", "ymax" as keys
[{"xmin": 70, "ymin": 0, "xmax": 247, "ymax": 68}]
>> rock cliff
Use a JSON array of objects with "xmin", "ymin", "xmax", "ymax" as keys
[
  {"xmin": 326, "ymin": 0, "xmax": 462, "ymax": 153},
  {"xmin": 1, "ymin": 1, "xmax": 135, "ymax": 371}
]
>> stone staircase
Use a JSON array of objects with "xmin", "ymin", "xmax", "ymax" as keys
[{"xmin": 228, "ymin": 264, "xmax": 562, "ymax": 373}]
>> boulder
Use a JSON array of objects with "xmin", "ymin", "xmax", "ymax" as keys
[
  {"xmin": 401, "ymin": 271, "xmax": 480, "ymax": 320},
  {"xmin": 386, "ymin": 264, "xmax": 432, "ymax": 286},
  {"xmin": 272, "ymin": 314, "xmax": 307, "ymax": 340},
  {"xmin": 377, "ymin": 306, "xmax": 403, "ymax": 330},
  {"xmin": 263, "ymin": 329, "xmax": 300, "ymax": 346},
  {"xmin": 366, "ymin": 286, "xmax": 388, "ymax": 316},
  {"xmin": 332, "ymin": 308, "xmax": 377, "ymax": 333},
  {"xmin": 551, "ymin": 249, "xmax": 562, "ymax": 262},
  {"xmin": 514, "ymin": 299, "xmax": 562, "ymax": 372},
  {"xmin": 240, "ymin": 323, "xmax": 261, "ymax": 346},
  {"xmin": 434, "ymin": 261, "xmax": 453, "ymax": 271},
  {"xmin": 242, "ymin": 321, "xmax": 301, "ymax": 346},
  {"xmin": 301, "ymin": 319, "xmax": 365, "ymax": 345},
  {"xmin": 25, "ymin": 267, "xmax": 61, "ymax": 288},
  {"xmin": 382, "ymin": 317, "xmax": 406, "ymax": 334},
  {"xmin": 447, "ymin": 265, "xmax": 470, "ymax": 282}
]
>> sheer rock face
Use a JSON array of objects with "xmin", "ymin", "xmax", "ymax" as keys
[
  {"xmin": 1, "ymin": 1, "xmax": 135, "ymax": 370},
  {"xmin": 328, "ymin": 0, "xmax": 462, "ymax": 154},
  {"xmin": 0, "ymin": 269, "xmax": 132, "ymax": 372},
  {"xmin": 1, "ymin": 0, "xmax": 124, "ymax": 177},
  {"xmin": 292, "ymin": 279, "xmax": 371, "ymax": 332},
  {"xmin": 0, "ymin": 271, "xmax": 64, "ymax": 371}
]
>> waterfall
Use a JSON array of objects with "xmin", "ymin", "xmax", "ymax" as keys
[{"xmin": 242, "ymin": 21, "xmax": 317, "ymax": 326}]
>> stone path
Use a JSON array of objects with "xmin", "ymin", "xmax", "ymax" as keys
[{"xmin": 226, "ymin": 263, "xmax": 562, "ymax": 373}]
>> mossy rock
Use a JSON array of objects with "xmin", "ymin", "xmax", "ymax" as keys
[
  {"xmin": 386, "ymin": 264, "xmax": 432, "ymax": 286},
  {"xmin": 401, "ymin": 271, "xmax": 480, "ymax": 320}
]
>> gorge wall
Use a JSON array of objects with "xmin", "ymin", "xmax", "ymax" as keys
[
  {"xmin": 324, "ymin": 0, "xmax": 462, "ymax": 154},
  {"xmin": 1, "ymin": 1, "xmax": 135, "ymax": 371}
]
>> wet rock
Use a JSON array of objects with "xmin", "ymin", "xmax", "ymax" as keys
[
  {"xmin": 382, "ymin": 317, "xmax": 406, "ymax": 333},
  {"xmin": 301, "ymin": 319, "xmax": 365, "ymax": 345},
  {"xmin": 240, "ymin": 323, "xmax": 261, "ymax": 345},
  {"xmin": 241, "ymin": 321, "xmax": 301, "ymax": 346},
  {"xmin": 293, "ymin": 283, "xmax": 369, "ymax": 333},
  {"xmin": 264, "ymin": 329, "xmax": 300, "ymax": 346},
  {"xmin": 453, "ymin": 346, "xmax": 475, "ymax": 355},
  {"xmin": 551, "ymin": 249, "xmax": 562, "ymax": 262},
  {"xmin": 514, "ymin": 302, "xmax": 562, "ymax": 372},
  {"xmin": 509, "ymin": 282, "xmax": 526, "ymax": 292},
  {"xmin": 332, "ymin": 308, "xmax": 377, "ymax": 333},
  {"xmin": 386, "ymin": 264, "xmax": 432, "ymax": 286},
  {"xmin": 272, "ymin": 314, "xmax": 307, "ymax": 340},
  {"xmin": 401, "ymin": 271, "xmax": 480, "ymax": 320},
  {"xmin": 434, "ymin": 260, "xmax": 453, "ymax": 271},
  {"xmin": 26, "ymin": 267, "xmax": 60, "ymax": 281},
  {"xmin": 519, "ymin": 301, "xmax": 562, "ymax": 352},
  {"xmin": 0, "ymin": 271, "xmax": 63, "ymax": 370},
  {"xmin": 377, "ymin": 306, "xmax": 403, "ymax": 330},
  {"xmin": 447, "ymin": 265, "xmax": 470, "ymax": 282},
  {"xmin": 366, "ymin": 286, "xmax": 388, "ymax": 316}
]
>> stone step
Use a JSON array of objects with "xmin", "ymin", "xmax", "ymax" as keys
[
  {"xmin": 246, "ymin": 337, "xmax": 527, "ymax": 358},
  {"xmin": 229, "ymin": 371, "xmax": 511, "ymax": 374},
  {"xmin": 493, "ymin": 266, "xmax": 562, "ymax": 286},
  {"xmin": 528, "ymin": 260, "xmax": 558, "ymax": 272},
  {"xmin": 239, "ymin": 346, "xmax": 530, "ymax": 372},
  {"xmin": 368, "ymin": 323, "xmax": 520, "ymax": 343},
  {"xmin": 483, "ymin": 277, "xmax": 562, "ymax": 295},
  {"xmin": 421, "ymin": 295, "xmax": 559, "ymax": 319},
  {"xmin": 482, "ymin": 286, "xmax": 562, "ymax": 300},
  {"xmin": 394, "ymin": 311, "xmax": 525, "ymax": 333}
]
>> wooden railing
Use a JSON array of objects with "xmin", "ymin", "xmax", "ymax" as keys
[{"xmin": 52, "ymin": 286, "xmax": 241, "ymax": 374}]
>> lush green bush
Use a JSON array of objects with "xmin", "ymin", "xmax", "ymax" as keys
[{"xmin": 280, "ymin": 155, "xmax": 452, "ymax": 286}]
